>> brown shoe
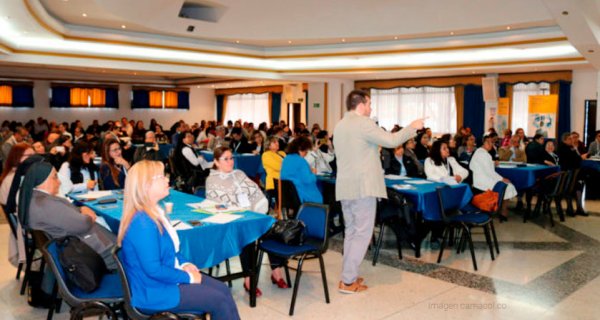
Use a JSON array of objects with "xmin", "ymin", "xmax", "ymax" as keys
[
  {"xmin": 356, "ymin": 277, "xmax": 364, "ymax": 285},
  {"xmin": 338, "ymin": 280, "xmax": 368, "ymax": 294}
]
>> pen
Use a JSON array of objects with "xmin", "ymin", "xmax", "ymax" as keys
[{"xmin": 172, "ymin": 221, "xmax": 182, "ymax": 227}]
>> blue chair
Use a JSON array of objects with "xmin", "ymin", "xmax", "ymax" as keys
[
  {"xmin": 372, "ymin": 188, "xmax": 413, "ymax": 266},
  {"xmin": 112, "ymin": 247, "xmax": 206, "ymax": 320},
  {"xmin": 40, "ymin": 237, "xmax": 124, "ymax": 320},
  {"xmin": 435, "ymin": 186, "xmax": 495, "ymax": 271},
  {"xmin": 256, "ymin": 203, "xmax": 330, "ymax": 316}
]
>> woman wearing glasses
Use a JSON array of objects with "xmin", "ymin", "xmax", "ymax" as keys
[
  {"xmin": 118, "ymin": 160, "xmax": 239, "ymax": 319},
  {"xmin": 206, "ymin": 146, "xmax": 288, "ymax": 296},
  {"xmin": 99, "ymin": 138, "xmax": 130, "ymax": 190}
]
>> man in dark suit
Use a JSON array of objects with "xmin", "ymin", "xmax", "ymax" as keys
[
  {"xmin": 230, "ymin": 127, "xmax": 252, "ymax": 154},
  {"xmin": 526, "ymin": 134, "xmax": 546, "ymax": 164},
  {"xmin": 382, "ymin": 145, "xmax": 420, "ymax": 177}
]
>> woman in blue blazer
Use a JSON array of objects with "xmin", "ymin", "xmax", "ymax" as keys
[
  {"xmin": 280, "ymin": 136, "xmax": 323, "ymax": 203},
  {"xmin": 117, "ymin": 160, "xmax": 239, "ymax": 319}
]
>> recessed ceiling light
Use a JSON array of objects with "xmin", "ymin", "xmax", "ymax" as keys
[
  {"xmin": 472, "ymin": 71, "xmax": 476, "ymax": 74},
  {"xmin": 133, "ymin": 72, "xmax": 137, "ymax": 75},
  {"xmin": 450, "ymin": 32, "xmax": 454, "ymax": 35},
  {"xmin": 341, "ymin": 38, "xmax": 346, "ymax": 42},
  {"xmin": 562, "ymin": 11, "xmax": 569, "ymax": 15},
  {"xmin": 82, "ymin": 13, "xmax": 87, "ymax": 17},
  {"xmin": 211, "ymin": 85, "xmax": 215, "ymax": 88},
  {"xmin": 235, "ymin": 40, "xmax": 240, "ymax": 44},
  {"xmin": 394, "ymin": 36, "xmax": 398, "ymax": 40},
  {"xmin": 121, "ymin": 25, "xmax": 126, "ymax": 29},
  {"xmin": 288, "ymin": 40, "xmax": 292, "ymax": 44},
  {"xmin": 196, "ymin": 85, "xmax": 200, "ymax": 88},
  {"xmin": 102, "ymin": 70, "xmax": 106, "ymax": 73},
  {"xmin": 506, "ymin": 26, "xmax": 511, "ymax": 30}
]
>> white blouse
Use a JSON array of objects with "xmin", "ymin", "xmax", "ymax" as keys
[
  {"xmin": 58, "ymin": 162, "xmax": 98, "ymax": 196},
  {"xmin": 424, "ymin": 156, "xmax": 469, "ymax": 184}
]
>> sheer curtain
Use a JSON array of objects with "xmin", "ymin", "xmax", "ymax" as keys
[
  {"xmin": 224, "ymin": 93, "xmax": 269, "ymax": 125},
  {"xmin": 371, "ymin": 87, "xmax": 456, "ymax": 134},
  {"xmin": 511, "ymin": 82, "xmax": 550, "ymax": 135}
]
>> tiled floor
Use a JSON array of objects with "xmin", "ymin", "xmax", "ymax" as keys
[{"xmin": 1, "ymin": 200, "xmax": 599, "ymax": 319}]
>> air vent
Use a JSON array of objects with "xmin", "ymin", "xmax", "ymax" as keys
[{"xmin": 179, "ymin": 1, "xmax": 227, "ymax": 23}]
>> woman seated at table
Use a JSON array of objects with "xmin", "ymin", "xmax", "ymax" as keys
[
  {"xmin": 469, "ymin": 136, "xmax": 517, "ymax": 218},
  {"xmin": 100, "ymin": 139, "xmax": 130, "ymax": 190},
  {"xmin": 262, "ymin": 137, "xmax": 286, "ymax": 201},
  {"xmin": 249, "ymin": 131, "xmax": 265, "ymax": 155},
  {"xmin": 305, "ymin": 131, "xmax": 335, "ymax": 174},
  {"xmin": 383, "ymin": 144, "xmax": 422, "ymax": 177},
  {"xmin": 19, "ymin": 161, "xmax": 116, "ymax": 269},
  {"xmin": 425, "ymin": 140, "xmax": 469, "ymax": 184},
  {"xmin": 118, "ymin": 160, "xmax": 239, "ymax": 319},
  {"xmin": 457, "ymin": 134, "xmax": 477, "ymax": 163},
  {"xmin": 543, "ymin": 140, "xmax": 559, "ymax": 166},
  {"xmin": 280, "ymin": 136, "xmax": 323, "ymax": 203},
  {"xmin": 206, "ymin": 147, "xmax": 289, "ymax": 295},
  {"xmin": 403, "ymin": 138, "xmax": 425, "ymax": 177},
  {"xmin": 414, "ymin": 132, "xmax": 430, "ymax": 160},
  {"xmin": 58, "ymin": 141, "xmax": 98, "ymax": 195},
  {"xmin": 173, "ymin": 131, "xmax": 212, "ymax": 189}
]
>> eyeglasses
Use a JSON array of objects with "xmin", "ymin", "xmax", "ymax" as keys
[{"xmin": 219, "ymin": 157, "xmax": 234, "ymax": 161}]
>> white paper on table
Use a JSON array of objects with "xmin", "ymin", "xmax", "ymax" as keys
[
  {"xmin": 441, "ymin": 177, "xmax": 458, "ymax": 185},
  {"xmin": 201, "ymin": 213, "xmax": 242, "ymax": 224},
  {"xmin": 406, "ymin": 179, "xmax": 434, "ymax": 185},
  {"xmin": 190, "ymin": 199, "xmax": 244, "ymax": 213},
  {"xmin": 95, "ymin": 216, "xmax": 112, "ymax": 231},
  {"xmin": 385, "ymin": 174, "xmax": 410, "ymax": 180},
  {"xmin": 76, "ymin": 190, "xmax": 114, "ymax": 200},
  {"xmin": 171, "ymin": 220, "xmax": 193, "ymax": 230},
  {"xmin": 186, "ymin": 201, "xmax": 209, "ymax": 209},
  {"xmin": 498, "ymin": 164, "xmax": 517, "ymax": 168},
  {"xmin": 392, "ymin": 184, "xmax": 413, "ymax": 190}
]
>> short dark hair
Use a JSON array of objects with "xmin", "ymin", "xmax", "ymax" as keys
[
  {"xmin": 533, "ymin": 133, "xmax": 544, "ymax": 141},
  {"xmin": 285, "ymin": 136, "xmax": 313, "ymax": 154},
  {"xmin": 346, "ymin": 90, "xmax": 370, "ymax": 111},
  {"xmin": 231, "ymin": 127, "xmax": 242, "ymax": 136},
  {"xmin": 561, "ymin": 132, "xmax": 571, "ymax": 142},
  {"xmin": 212, "ymin": 146, "xmax": 232, "ymax": 169}
]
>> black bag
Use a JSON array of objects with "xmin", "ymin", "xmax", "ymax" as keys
[
  {"xmin": 57, "ymin": 236, "xmax": 108, "ymax": 293},
  {"xmin": 266, "ymin": 219, "xmax": 307, "ymax": 246},
  {"xmin": 27, "ymin": 270, "xmax": 53, "ymax": 309}
]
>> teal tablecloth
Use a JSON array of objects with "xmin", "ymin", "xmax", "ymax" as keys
[
  {"xmin": 74, "ymin": 190, "xmax": 275, "ymax": 269},
  {"xmin": 495, "ymin": 164, "xmax": 558, "ymax": 191}
]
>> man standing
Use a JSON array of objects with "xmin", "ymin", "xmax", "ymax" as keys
[{"xmin": 334, "ymin": 90, "xmax": 424, "ymax": 293}]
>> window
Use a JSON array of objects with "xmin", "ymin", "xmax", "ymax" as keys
[
  {"xmin": 370, "ymin": 87, "xmax": 456, "ymax": 134},
  {"xmin": 131, "ymin": 88, "xmax": 188, "ymax": 109},
  {"xmin": 225, "ymin": 93, "xmax": 269, "ymax": 125},
  {"xmin": 511, "ymin": 82, "xmax": 550, "ymax": 135}
]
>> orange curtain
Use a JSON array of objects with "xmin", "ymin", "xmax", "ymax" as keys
[
  {"xmin": 0, "ymin": 86, "xmax": 12, "ymax": 105},
  {"xmin": 149, "ymin": 91, "xmax": 163, "ymax": 108},
  {"xmin": 90, "ymin": 88, "xmax": 106, "ymax": 107},
  {"xmin": 165, "ymin": 91, "xmax": 178, "ymax": 108},
  {"xmin": 70, "ymin": 88, "xmax": 90, "ymax": 107}
]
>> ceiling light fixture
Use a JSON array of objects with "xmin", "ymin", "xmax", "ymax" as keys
[
  {"xmin": 506, "ymin": 26, "xmax": 511, "ymax": 30},
  {"xmin": 341, "ymin": 38, "xmax": 346, "ymax": 42},
  {"xmin": 394, "ymin": 36, "xmax": 398, "ymax": 40},
  {"xmin": 121, "ymin": 25, "xmax": 126, "ymax": 29},
  {"xmin": 211, "ymin": 85, "xmax": 215, "ymax": 88},
  {"xmin": 235, "ymin": 40, "xmax": 240, "ymax": 44},
  {"xmin": 450, "ymin": 32, "xmax": 454, "ymax": 35},
  {"xmin": 288, "ymin": 40, "xmax": 292, "ymax": 44},
  {"xmin": 82, "ymin": 13, "xmax": 88, "ymax": 17}
]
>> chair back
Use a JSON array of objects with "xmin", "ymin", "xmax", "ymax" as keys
[
  {"xmin": 112, "ymin": 246, "xmax": 148, "ymax": 319},
  {"xmin": 40, "ymin": 238, "xmax": 83, "ymax": 307},
  {"xmin": 276, "ymin": 179, "xmax": 302, "ymax": 219},
  {"xmin": 297, "ymin": 203, "xmax": 329, "ymax": 251},
  {"xmin": 1, "ymin": 204, "xmax": 18, "ymax": 238},
  {"xmin": 548, "ymin": 171, "xmax": 568, "ymax": 196},
  {"xmin": 434, "ymin": 185, "xmax": 464, "ymax": 222},
  {"xmin": 491, "ymin": 181, "xmax": 508, "ymax": 214},
  {"xmin": 565, "ymin": 169, "xmax": 581, "ymax": 194}
]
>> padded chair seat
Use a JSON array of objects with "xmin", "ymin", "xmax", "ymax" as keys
[
  {"xmin": 449, "ymin": 213, "xmax": 491, "ymax": 225},
  {"xmin": 259, "ymin": 238, "xmax": 320, "ymax": 257},
  {"xmin": 70, "ymin": 272, "xmax": 124, "ymax": 302},
  {"xmin": 460, "ymin": 203, "xmax": 485, "ymax": 214}
]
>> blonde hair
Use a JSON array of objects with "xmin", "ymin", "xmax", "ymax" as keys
[{"xmin": 117, "ymin": 160, "xmax": 165, "ymax": 246}]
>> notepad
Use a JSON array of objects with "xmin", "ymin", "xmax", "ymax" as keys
[
  {"xmin": 170, "ymin": 220, "xmax": 193, "ymax": 230},
  {"xmin": 385, "ymin": 174, "xmax": 410, "ymax": 180},
  {"xmin": 202, "ymin": 213, "xmax": 242, "ymax": 224},
  {"xmin": 189, "ymin": 199, "xmax": 245, "ymax": 214},
  {"xmin": 76, "ymin": 191, "xmax": 114, "ymax": 200},
  {"xmin": 392, "ymin": 184, "xmax": 414, "ymax": 190},
  {"xmin": 498, "ymin": 164, "xmax": 517, "ymax": 168}
]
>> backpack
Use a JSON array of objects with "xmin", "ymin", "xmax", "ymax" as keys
[{"xmin": 57, "ymin": 236, "xmax": 108, "ymax": 293}]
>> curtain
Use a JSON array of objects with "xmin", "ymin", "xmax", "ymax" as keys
[
  {"xmin": 149, "ymin": 91, "xmax": 163, "ymax": 108},
  {"xmin": 165, "ymin": 91, "xmax": 178, "ymax": 108},
  {"xmin": 105, "ymin": 88, "xmax": 119, "ymax": 109},
  {"xmin": 463, "ymin": 85, "xmax": 485, "ymax": 140},
  {"xmin": 557, "ymin": 81, "xmax": 571, "ymax": 136},
  {"xmin": 506, "ymin": 84, "xmax": 513, "ymax": 128},
  {"xmin": 177, "ymin": 91, "xmax": 190, "ymax": 109},
  {"xmin": 454, "ymin": 85, "xmax": 464, "ymax": 129},
  {"xmin": 216, "ymin": 94, "xmax": 225, "ymax": 122},
  {"xmin": 511, "ymin": 82, "xmax": 549, "ymax": 136},
  {"xmin": 271, "ymin": 93, "xmax": 281, "ymax": 125},
  {"xmin": 90, "ymin": 88, "xmax": 106, "ymax": 107},
  {"xmin": 224, "ymin": 93, "xmax": 269, "ymax": 125},
  {"xmin": 70, "ymin": 88, "xmax": 90, "ymax": 107},
  {"xmin": 370, "ymin": 87, "xmax": 457, "ymax": 134},
  {"xmin": 0, "ymin": 86, "xmax": 12, "ymax": 105},
  {"xmin": 132, "ymin": 89, "xmax": 149, "ymax": 109},
  {"xmin": 12, "ymin": 85, "xmax": 34, "ymax": 108},
  {"xmin": 51, "ymin": 87, "xmax": 71, "ymax": 107}
]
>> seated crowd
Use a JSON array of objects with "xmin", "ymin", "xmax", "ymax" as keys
[{"xmin": 0, "ymin": 114, "xmax": 593, "ymax": 317}]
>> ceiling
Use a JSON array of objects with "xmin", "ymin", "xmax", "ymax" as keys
[{"xmin": 0, "ymin": 0, "xmax": 596, "ymax": 83}]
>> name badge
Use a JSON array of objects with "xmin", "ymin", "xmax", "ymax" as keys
[{"xmin": 237, "ymin": 192, "xmax": 251, "ymax": 208}]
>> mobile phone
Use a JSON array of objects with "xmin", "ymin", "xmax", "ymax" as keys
[
  {"xmin": 189, "ymin": 220, "xmax": 203, "ymax": 227},
  {"xmin": 97, "ymin": 198, "xmax": 117, "ymax": 204}
]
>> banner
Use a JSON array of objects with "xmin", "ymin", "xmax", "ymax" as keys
[
  {"xmin": 528, "ymin": 94, "xmax": 558, "ymax": 138},
  {"xmin": 496, "ymin": 97, "xmax": 509, "ymax": 133}
]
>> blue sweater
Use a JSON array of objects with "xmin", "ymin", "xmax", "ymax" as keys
[
  {"xmin": 121, "ymin": 212, "xmax": 190, "ymax": 310},
  {"xmin": 280, "ymin": 153, "xmax": 323, "ymax": 203}
]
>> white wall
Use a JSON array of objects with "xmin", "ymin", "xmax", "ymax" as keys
[
  {"xmin": 326, "ymin": 79, "xmax": 354, "ymax": 132},
  {"xmin": 307, "ymin": 82, "xmax": 325, "ymax": 128},
  {"xmin": 570, "ymin": 68, "xmax": 598, "ymax": 135},
  {"xmin": 0, "ymin": 82, "xmax": 216, "ymax": 128}
]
